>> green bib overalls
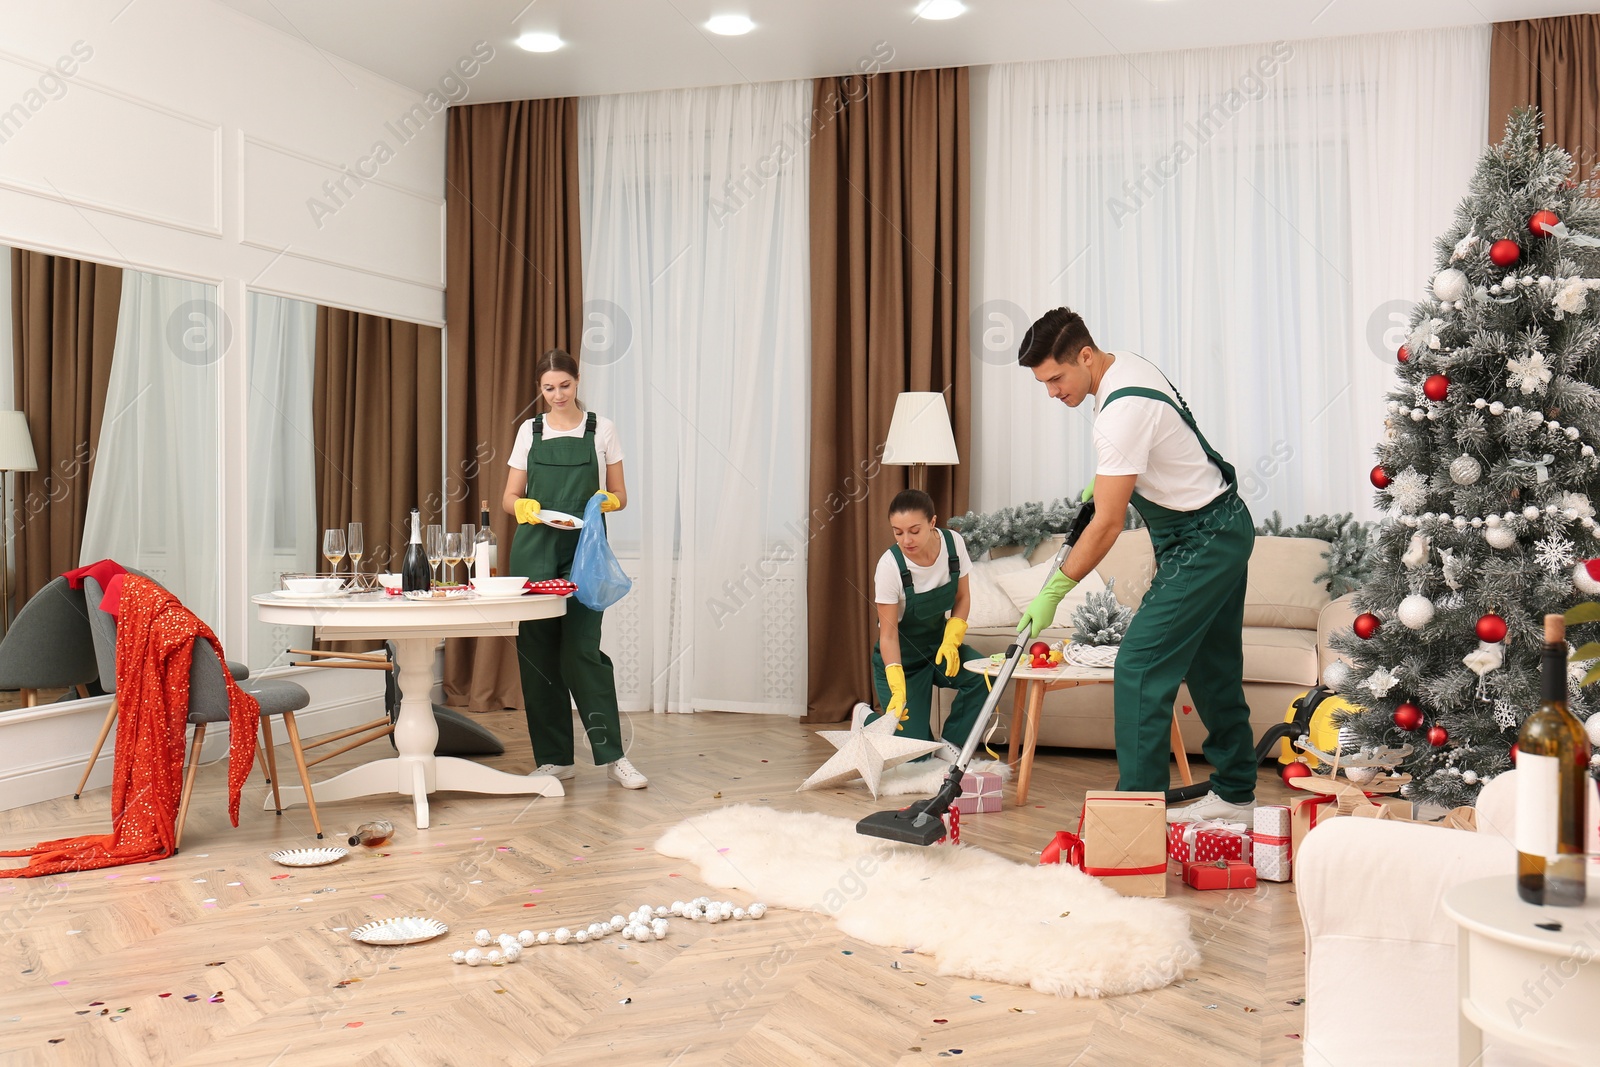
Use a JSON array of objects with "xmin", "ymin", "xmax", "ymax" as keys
[
  {"xmin": 868, "ymin": 529, "xmax": 990, "ymax": 751},
  {"xmin": 510, "ymin": 412, "xmax": 625, "ymax": 766},
  {"xmin": 1100, "ymin": 386, "xmax": 1257, "ymax": 803}
]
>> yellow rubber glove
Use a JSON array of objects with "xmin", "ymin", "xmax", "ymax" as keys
[
  {"xmin": 934, "ymin": 617, "xmax": 968, "ymax": 677},
  {"xmin": 1017, "ymin": 569, "xmax": 1078, "ymax": 641},
  {"xmin": 595, "ymin": 490, "xmax": 621, "ymax": 513},
  {"xmin": 1080, "ymin": 478, "xmax": 1096, "ymax": 503},
  {"xmin": 514, "ymin": 498, "xmax": 542, "ymax": 525},
  {"xmin": 884, "ymin": 663, "xmax": 908, "ymax": 725}
]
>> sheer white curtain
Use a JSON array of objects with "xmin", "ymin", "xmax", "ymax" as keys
[
  {"xmin": 246, "ymin": 291, "xmax": 318, "ymax": 669},
  {"xmin": 975, "ymin": 27, "xmax": 1491, "ymax": 521},
  {"xmin": 579, "ymin": 80, "xmax": 811, "ymax": 715},
  {"xmin": 81, "ymin": 270, "xmax": 222, "ymax": 624}
]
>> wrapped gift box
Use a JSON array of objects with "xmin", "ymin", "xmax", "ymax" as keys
[
  {"xmin": 951, "ymin": 771, "xmax": 1003, "ymax": 815},
  {"xmin": 1182, "ymin": 858, "xmax": 1258, "ymax": 891},
  {"xmin": 1252, "ymin": 805, "xmax": 1292, "ymax": 882},
  {"xmin": 1077, "ymin": 790, "xmax": 1167, "ymax": 898},
  {"xmin": 1167, "ymin": 820, "xmax": 1252, "ymax": 865},
  {"xmin": 935, "ymin": 809, "xmax": 960, "ymax": 845}
]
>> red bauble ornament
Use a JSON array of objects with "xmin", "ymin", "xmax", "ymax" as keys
[
  {"xmin": 1393, "ymin": 702, "xmax": 1423, "ymax": 731},
  {"xmin": 1423, "ymin": 374, "xmax": 1450, "ymax": 402},
  {"xmin": 1353, "ymin": 612, "xmax": 1381, "ymax": 640},
  {"xmin": 1029, "ymin": 641, "xmax": 1050, "ymax": 657},
  {"xmin": 1529, "ymin": 210, "xmax": 1560, "ymax": 237},
  {"xmin": 1281, "ymin": 761, "xmax": 1314, "ymax": 786},
  {"xmin": 1510, "ymin": 743, "xmax": 1520, "ymax": 762},
  {"xmin": 1427, "ymin": 725, "xmax": 1449, "ymax": 747},
  {"xmin": 1490, "ymin": 239, "xmax": 1522, "ymax": 267},
  {"xmin": 1475, "ymin": 613, "xmax": 1507, "ymax": 643},
  {"xmin": 1370, "ymin": 466, "xmax": 1390, "ymax": 490},
  {"xmin": 1396, "ymin": 344, "xmax": 1411, "ymax": 364}
]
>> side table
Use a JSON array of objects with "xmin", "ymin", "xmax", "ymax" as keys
[
  {"xmin": 962, "ymin": 657, "xmax": 1193, "ymax": 805},
  {"xmin": 1441, "ymin": 874, "xmax": 1600, "ymax": 1064}
]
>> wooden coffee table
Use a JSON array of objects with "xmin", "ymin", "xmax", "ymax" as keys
[{"xmin": 962, "ymin": 657, "xmax": 1192, "ymax": 805}]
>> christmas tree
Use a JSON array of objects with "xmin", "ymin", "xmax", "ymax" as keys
[
  {"xmin": 1071, "ymin": 581, "xmax": 1134, "ymax": 647},
  {"xmin": 1331, "ymin": 109, "xmax": 1600, "ymax": 808}
]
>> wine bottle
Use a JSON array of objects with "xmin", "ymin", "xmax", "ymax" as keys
[
  {"xmin": 401, "ymin": 507, "xmax": 432, "ymax": 593},
  {"xmin": 347, "ymin": 820, "xmax": 393, "ymax": 847},
  {"xmin": 1515, "ymin": 614, "xmax": 1592, "ymax": 906},
  {"xmin": 474, "ymin": 500, "xmax": 498, "ymax": 578}
]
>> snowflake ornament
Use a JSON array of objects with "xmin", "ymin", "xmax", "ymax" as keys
[
  {"xmin": 1493, "ymin": 700, "xmax": 1519, "ymax": 730},
  {"xmin": 1386, "ymin": 468, "xmax": 1430, "ymax": 513},
  {"xmin": 1534, "ymin": 535, "xmax": 1577, "ymax": 574},
  {"xmin": 1506, "ymin": 352, "xmax": 1554, "ymax": 394}
]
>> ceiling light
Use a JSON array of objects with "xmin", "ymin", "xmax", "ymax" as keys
[
  {"xmin": 915, "ymin": 0, "xmax": 966, "ymax": 19},
  {"xmin": 515, "ymin": 32, "xmax": 564, "ymax": 53},
  {"xmin": 706, "ymin": 14, "xmax": 755, "ymax": 36}
]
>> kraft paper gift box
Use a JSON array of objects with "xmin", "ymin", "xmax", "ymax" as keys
[
  {"xmin": 1078, "ymin": 790, "xmax": 1167, "ymax": 898},
  {"xmin": 1252, "ymin": 805, "xmax": 1292, "ymax": 882},
  {"xmin": 951, "ymin": 771, "xmax": 1003, "ymax": 815},
  {"xmin": 1182, "ymin": 858, "xmax": 1258, "ymax": 891}
]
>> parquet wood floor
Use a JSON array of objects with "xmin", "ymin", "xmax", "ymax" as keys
[{"xmin": 0, "ymin": 707, "xmax": 1309, "ymax": 1066}]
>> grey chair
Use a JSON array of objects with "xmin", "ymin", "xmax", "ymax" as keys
[
  {"xmin": 0, "ymin": 576, "xmax": 99, "ymax": 706},
  {"xmin": 74, "ymin": 575, "xmax": 323, "ymax": 844}
]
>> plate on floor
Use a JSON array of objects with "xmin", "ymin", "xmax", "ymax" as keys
[
  {"xmin": 539, "ymin": 510, "xmax": 584, "ymax": 531},
  {"xmin": 349, "ymin": 916, "xmax": 448, "ymax": 945},
  {"xmin": 270, "ymin": 846, "xmax": 349, "ymax": 867}
]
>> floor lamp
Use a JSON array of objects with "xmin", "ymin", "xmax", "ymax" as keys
[
  {"xmin": 0, "ymin": 411, "xmax": 38, "ymax": 637},
  {"xmin": 882, "ymin": 392, "xmax": 959, "ymax": 493}
]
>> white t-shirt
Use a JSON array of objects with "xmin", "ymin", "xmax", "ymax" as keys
[
  {"xmin": 1093, "ymin": 352, "xmax": 1228, "ymax": 512},
  {"xmin": 508, "ymin": 412, "xmax": 624, "ymax": 494},
  {"xmin": 873, "ymin": 530, "xmax": 973, "ymax": 621}
]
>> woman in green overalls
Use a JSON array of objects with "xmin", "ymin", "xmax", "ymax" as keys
[
  {"xmin": 1016, "ymin": 308, "xmax": 1257, "ymax": 824},
  {"xmin": 867, "ymin": 489, "xmax": 990, "ymax": 759},
  {"xmin": 501, "ymin": 348, "xmax": 647, "ymax": 790}
]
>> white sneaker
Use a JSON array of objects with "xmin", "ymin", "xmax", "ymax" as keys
[
  {"xmin": 533, "ymin": 763, "xmax": 576, "ymax": 780},
  {"xmin": 607, "ymin": 757, "xmax": 648, "ymax": 789},
  {"xmin": 1166, "ymin": 790, "xmax": 1253, "ymax": 824}
]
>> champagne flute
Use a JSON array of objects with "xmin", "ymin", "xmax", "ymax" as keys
[
  {"xmin": 346, "ymin": 522, "xmax": 365, "ymax": 589},
  {"xmin": 444, "ymin": 531, "xmax": 464, "ymax": 585},
  {"xmin": 460, "ymin": 523, "xmax": 476, "ymax": 582},
  {"xmin": 323, "ymin": 528, "xmax": 346, "ymax": 580},
  {"xmin": 425, "ymin": 524, "xmax": 444, "ymax": 585}
]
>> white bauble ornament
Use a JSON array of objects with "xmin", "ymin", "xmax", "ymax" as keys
[
  {"xmin": 621, "ymin": 927, "xmax": 634, "ymax": 940},
  {"xmin": 474, "ymin": 929, "xmax": 492, "ymax": 947},
  {"xmin": 656, "ymin": 906, "xmax": 669, "ymax": 917},
  {"xmin": 611, "ymin": 915, "xmax": 626, "ymax": 928},
  {"xmin": 671, "ymin": 901, "xmax": 684, "ymax": 915},
  {"xmin": 706, "ymin": 908, "xmax": 722, "ymax": 924},
  {"xmin": 733, "ymin": 907, "xmax": 747, "ymax": 920},
  {"xmin": 1397, "ymin": 594, "xmax": 1436, "ymax": 629},
  {"xmin": 451, "ymin": 950, "xmax": 467, "ymax": 964},
  {"xmin": 537, "ymin": 931, "xmax": 551, "ymax": 945},
  {"xmin": 1524, "ymin": 506, "xmax": 1542, "ymax": 521},
  {"xmin": 504, "ymin": 944, "xmax": 521, "ymax": 963},
  {"xmin": 1345, "ymin": 766, "xmax": 1378, "ymax": 786},
  {"xmin": 464, "ymin": 948, "xmax": 484, "ymax": 966},
  {"xmin": 1490, "ymin": 401, "xmax": 1505, "ymax": 415},
  {"xmin": 749, "ymin": 903, "xmax": 768, "ymax": 919},
  {"xmin": 1448, "ymin": 454, "xmax": 1482, "ymax": 486},
  {"xmin": 486, "ymin": 949, "xmax": 503, "ymax": 965},
  {"xmin": 574, "ymin": 930, "xmax": 589, "ymax": 943},
  {"xmin": 554, "ymin": 928, "xmax": 571, "ymax": 944},
  {"xmin": 652, "ymin": 921, "xmax": 668, "ymax": 940},
  {"xmin": 1486, "ymin": 526, "xmax": 1518, "ymax": 549},
  {"xmin": 1433, "ymin": 268, "xmax": 1469, "ymax": 303},
  {"xmin": 518, "ymin": 930, "xmax": 535, "ymax": 947},
  {"xmin": 1322, "ymin": 660, "xmax": 1351, "ymax": 690},
  {"xmin": 1463, "ymin": 770, "xmax": 1479, "ymax": 785}
]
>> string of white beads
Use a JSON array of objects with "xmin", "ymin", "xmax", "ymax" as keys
[{"xmin": 448, "ymin": 899, "xmax": 768, "ymax": 964}]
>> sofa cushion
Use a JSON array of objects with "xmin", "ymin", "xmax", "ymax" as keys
[
  {"xmin": 1243, "ymin": 536, "xmax": 1332, "ymax": 630},
  {"xmin": 996, "ymin": 563, "xmax": 1107, "ymax": 631},
  {"xmin": 1241, "ymin": 626, "xmax": 1319, "ymax": 686},
  {"xmin": 965, "ymin": 555, "xmax": 1031, "ymax": 628},
  {"xmin": 1029, "ymin": 528, "xmax": 1154, "ymax": 610}
]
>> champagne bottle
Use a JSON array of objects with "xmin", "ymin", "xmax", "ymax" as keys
[
  {"xmin": 401, "ymin": 507, "xmax": 432, "ymax": 593},
  {"xmin": 474, "ymin": 500, "xmax": 498, "ymax": 578},
  {"xmin": 1515, "ymin": 614, "xmax": 1592, "ymax": 906},
  {"xmin": 348, "ymin": 820, "xmax": 393, "ymax": 847}
]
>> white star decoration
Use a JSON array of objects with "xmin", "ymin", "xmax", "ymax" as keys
[{"xmin": 798, "ymin": 712, "xmax": 943, "ymax": 798}]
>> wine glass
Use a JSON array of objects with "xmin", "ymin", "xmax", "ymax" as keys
[
  {"xmin": 346, "ymin": 522, "xmax": 365, "ymax": 588},
  {"xmin": 323, "ymin": 528, "xmax": 346, "ymax": 580},
  {"xmin": 425, "ymin": 524, "xmax": 444, "ymax": 585},
  {"xmin": 460, "ymin": 523, "xmax": 476, "ymax": 581},
  {"xmin": 444, "ymin": 532, "xmax": 464, "ymax": 585}
]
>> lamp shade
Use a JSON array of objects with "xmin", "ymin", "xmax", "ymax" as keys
[
  {"xmin": 0, "ymin": 412, "xmax": 36, "ymax": 472},
  {"xmin": 882, "ymin": 392, "xmax": 959, "ymax": 466}
]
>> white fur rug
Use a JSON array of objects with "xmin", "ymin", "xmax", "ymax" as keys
[
  {"xmin": 655, "ymin": 805, "xmax": 1198, "ymax": 998},
  {"xmin": 877, "ymin": 757, "xmax": 1011, "ymax": 796}
]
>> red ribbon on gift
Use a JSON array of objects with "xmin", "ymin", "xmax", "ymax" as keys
[
  {"xmin": 1084, "ymin": 861, "xmax": 1167, "ymax": 878},
  {"xmin": 1250, "ymin": 830, "xmax": 1290, "ymax": 846},
  {"xmin": 1039, "ymin": 830, "xmax": 1084, "ymax": 867}
]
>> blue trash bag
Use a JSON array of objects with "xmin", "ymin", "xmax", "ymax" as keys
[{"xmin": 571, "ymin": 495, "xmax": 632, "ymax": 611}]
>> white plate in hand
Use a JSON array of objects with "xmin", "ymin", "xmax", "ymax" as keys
[{"xmin": 539, "ymin": 510, "xmax": 584, "ymax": 531}]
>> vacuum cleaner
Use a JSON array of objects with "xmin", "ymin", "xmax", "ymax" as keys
[{"xmin": 857, "ymin": 502, "xmax": 1094, "ymax": 846}]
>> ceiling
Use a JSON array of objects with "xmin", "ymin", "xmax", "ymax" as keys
[{"xmin": 214, "ymin": 0, "xmax": 1594, "ymax": 101}]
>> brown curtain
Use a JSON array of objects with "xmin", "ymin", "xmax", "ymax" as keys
[
  {"xmin": 9, "ymin": 249, "xmax": 121, "ymax": 610},
  {"xmin": 1490, "ymin": 14, "xmax": 1600, "ymax": 171},
  {"xmin": 441, "ymin": 99, "xmax": 584, "ymax": 710},
  {"xmin": 313, "ymin": 307, "xmax": 442, "ymax": 634},
  {"xmin": 803, "ymin": 69, "xmax": 972, "ymax": 723}
]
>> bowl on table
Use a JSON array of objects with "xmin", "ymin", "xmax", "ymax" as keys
[
  {"xmin": 471, "ymin": 576, "xmax": 530, "ymax": 597},
  {"xmin": 283, "ymin": 576, "xmax": 345, "ymax": 595},
  {"xmin": 376, "ymin": 573, "xmax": 404, "ymax": 591}
]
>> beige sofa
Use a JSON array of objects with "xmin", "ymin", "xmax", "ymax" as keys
[{"xmin": 934, "ymin": 529, "xmax": 1347, "ymax": 752}]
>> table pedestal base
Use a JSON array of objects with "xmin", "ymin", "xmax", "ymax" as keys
[{"xmin": 262, "ymin": 756, "xmax": 563, "ymax": 829}]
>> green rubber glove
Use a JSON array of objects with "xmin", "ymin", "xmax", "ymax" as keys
[
  {"xmin": 1080, "ymin": 478, "xmax": 1096, "ymax": 503},
  {"xmin": 1017, "ymin": 569, "xmax": 1078, "ymax": 641}
]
